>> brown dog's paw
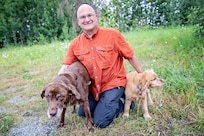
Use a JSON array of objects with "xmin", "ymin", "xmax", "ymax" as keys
[
  {"xmin": 88, "ymin": 126, "xmax": 94, "ymax": 132},
  {"xmin": 87, "ymin": 122, "xmax": 94, "ymax": 132},
  {"xmin": 57, "ymin": 123, "xmax": 64, "ymax": 128}
]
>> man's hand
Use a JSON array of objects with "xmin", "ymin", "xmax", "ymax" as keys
[
  {"xmin": 58, "ymin": 64, "xmax": 69, "ymax": 75},
  {"xmin": 128, "ymin": 54, "xmax": 143, "ymax": 73}
]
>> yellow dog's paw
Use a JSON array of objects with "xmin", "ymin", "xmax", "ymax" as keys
[
  {"xmin": 148, "ymin": 101, "xmax": 154, "ymax": 106},
  {"xmin": 144, "ymin": 114, "xmax": 152, "ymax": 120},
  {"xmin": 123, "ymin": 113, "xmax": 130, "ymax": 118}
]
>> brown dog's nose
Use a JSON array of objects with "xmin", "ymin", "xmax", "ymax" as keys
[{"xmin": 49, "ymin": 108, "xmax": 57, "ymax": 117}]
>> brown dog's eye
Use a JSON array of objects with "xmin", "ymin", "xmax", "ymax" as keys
[
  {"xmin": 60, "ymin": 97, "xmax": 65, "ymax": 102},
  {"xmin": 47, "ymin": 93, "xmax": 52, "ymax": 98},
  {"xmin": 57, "ymin": 96, "xmax": 65, "ymax": 102}
]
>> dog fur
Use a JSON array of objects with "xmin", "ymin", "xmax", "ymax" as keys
[
  {"xmin": 41, "ymin": 61, "xmax": 94, "ymax": 131},
  {"xmin": 123, "ymin": 70, "xmax": 164, "ymax": 119}
]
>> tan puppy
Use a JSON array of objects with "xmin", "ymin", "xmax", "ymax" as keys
[{"xmin": 123, "ymin": 70, "xmax": 164, "ymax": 119}]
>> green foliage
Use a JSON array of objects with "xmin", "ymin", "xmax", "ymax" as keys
[
  {"xmin": 0, "ymin": 0, "xmax": 72, "ymax": 47},
  {"xmin": 170, "ymin": 27, "xmax": 204, "ymax": 101},
  {"xmin": 161, "ymin": 66, "xmax": 197, "ymax": 103},
  {"xmin": 0, "ymin": 113, "xmax": 15, "ymax": 133},
  {"xmin": 188, "ymin": 5, "xmax": 204, "ymax": 38},
  {"xmin": 0, "ymin": 96, "xmax": 7, "ymax": 104},
  {"xmin": 100, "ymin": 0, "xmax": 203, "ymax": 32}
]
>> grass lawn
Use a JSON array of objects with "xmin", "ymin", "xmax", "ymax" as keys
[{"xmin": 0, "ymin": 26, "xmax": 203, "ymax": 135}]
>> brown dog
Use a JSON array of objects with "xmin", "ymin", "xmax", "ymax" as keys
[
  {"xmin": 123, "ymin": 70, "xmax": 164, "ymax": 119},
  {"xmin": 41, "ymin": 61, "xmax": 94, "ymax": 131}
]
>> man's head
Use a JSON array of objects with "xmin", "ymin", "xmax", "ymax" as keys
[{"xmin": 76, "ymin": 4, "xmax": 98, "ymax": 33}]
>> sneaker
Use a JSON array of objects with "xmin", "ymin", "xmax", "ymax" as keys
[
  {"xmin": 130, "ymin": 101, "xmax": 136, "ymax": 109},
  {"xmin": 120, "ymin": 98, "xmax": 135, "ymax": 110},
  {"xmin": 120, "ymin": 98, "xmax": 125, "ymax": 104}
]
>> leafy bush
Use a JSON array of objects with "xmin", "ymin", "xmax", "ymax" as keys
[{"xmin": 188, "ymin": 6, "xmax": 204, "ymax": 38}]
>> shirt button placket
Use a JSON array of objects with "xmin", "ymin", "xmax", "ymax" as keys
[{"xmin": 90, "ymin": 44, "xmax": 100, "ymax": 98}]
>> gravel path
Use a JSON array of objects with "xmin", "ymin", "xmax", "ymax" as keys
[
  {"xmin": 1, "ymin": 87, "xmax": 58, "ymax": 136},
  {"xmin": 7, "ymin": 116, "xmax": 58, "ymax": 136}
]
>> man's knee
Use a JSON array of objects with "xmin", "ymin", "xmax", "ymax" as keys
[{"xmin": 78, "ymin": 106, "xmax": 85, "ymax": 118}]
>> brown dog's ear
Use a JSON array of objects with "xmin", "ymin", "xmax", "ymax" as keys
[
  {"xmin": 67, "ymin": 84, "xmax": 81, "ymax": 99},
  {"xmin": 41, "ymin": 90, "xmax": 45, "ymax": 99},
  {"xmin": 68, "ymin": 72, "xmax": 77, "ymax": 80},
  {"xmin": 58, "ymin": 81, "xmax": 80, "ymax": 99},
  {"xmin": 41, "ymin": 84, "xmax": 50, "ymax": 99},
  {"xmin": 60, "ymin": 73, "xmax": 77, "ymax": 86},
  {"xmin": 61, "ymin": 73, "xmax": 77, "ymax": 81}
]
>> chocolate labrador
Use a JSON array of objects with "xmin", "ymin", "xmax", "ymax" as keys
[{"xmin": 41, "ymin": 61, "xmax": 94, "ymax": 131}]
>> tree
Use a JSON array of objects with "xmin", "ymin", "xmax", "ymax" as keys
[
  {"xmin": 188, "ymin": 5, "xmax": 204, "ymax": 38},
  {"xmin": 0, "ymin": 0, "xmax": 71, "ymax": 47},
  {"xmin": 58, "ymin": 0, "xmax": 92, "ymax": 36},
  {"xmin": 100, "ymin": 0, "xmax": 204, "ymax": 32}
]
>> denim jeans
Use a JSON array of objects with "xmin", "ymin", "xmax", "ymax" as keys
[{"xmin": 78, "ymin": 86, "xmax": 125, "ymax": 128}]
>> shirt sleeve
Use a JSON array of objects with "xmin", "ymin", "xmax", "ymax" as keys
[
  {"xmin": 63, "ymin": 40, "xmax": 78, "ymax": 65},
  {"xmin": 115, "ymin": 30, "xmax": 134, "ymax": 59}
]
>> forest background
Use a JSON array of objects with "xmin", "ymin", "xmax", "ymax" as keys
[{"xmin": 0, "ymin": 0, "xmax": 203, "ymax": 47}]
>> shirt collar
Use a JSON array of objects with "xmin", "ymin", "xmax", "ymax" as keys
[{"xmin": 83, "ymin": 26, "xmax": 99, "ymax": 39}]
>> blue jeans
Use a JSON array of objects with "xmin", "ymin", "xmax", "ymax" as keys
[{"xmin": 78, "ymin": 86, "xmax": 124, "ymax": 128}]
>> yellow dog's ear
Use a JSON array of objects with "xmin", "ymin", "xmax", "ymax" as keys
[{"xmin": 138, "ymin": 77, "xmax": 150, "ymax": 90}]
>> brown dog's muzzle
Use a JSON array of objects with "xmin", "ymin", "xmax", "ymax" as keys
[{"xmin": 49, "ymin": 107, "xmax": 57, "ymax": 117}]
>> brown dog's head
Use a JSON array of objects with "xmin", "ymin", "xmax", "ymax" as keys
[
  {"xmin": 142, "ymin": 69, "xmax": 164, "ymax": 89},
  {"xmin": 41, "ymin": 79, "xmax": 80, "ymax": 118}
]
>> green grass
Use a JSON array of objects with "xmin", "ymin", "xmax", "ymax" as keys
[
  {"xmin": 0, "ymin": 26, "xmax": 203, "ymax": 135},
  {"xmin": 0, "ymin": 113, "xmax": 15, "ymax": 133}
]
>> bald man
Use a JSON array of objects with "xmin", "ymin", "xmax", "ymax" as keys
[{"xmin": 58, "ymin": 4, "xmax": 143, "ymax": 128}]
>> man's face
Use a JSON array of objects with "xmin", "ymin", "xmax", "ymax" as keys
[{"xmin": 77, "ymin": 6, "xmax": 98, "ymax": 32}]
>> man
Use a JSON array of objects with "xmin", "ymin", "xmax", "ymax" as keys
[{"xmin": 58, "ymin": 4, "xmax": 143, "ymax": 128}]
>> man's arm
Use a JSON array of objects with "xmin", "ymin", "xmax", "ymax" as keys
[
  {"xmin": 58, "ymin": 64, "xmax": 70, "ymax": 75},
  {"xmin": 128, "ymin": 54, "xmax": 143, "ymax": 73}
]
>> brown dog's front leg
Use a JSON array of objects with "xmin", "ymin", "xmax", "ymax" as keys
[
  {"xmin": 82, "ymin": 101, "xmax": 94, "ymax": 132},
  {"xmin": 72, "ymin": 105, "xmax": 76, "ymax": 113},
  {"xmin": 57, "ymin": 107, "xmax": 66, "ymax": 128}
]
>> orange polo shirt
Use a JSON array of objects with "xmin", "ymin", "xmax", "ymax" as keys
[{"xmin": 63, "ymin": 26, "xmax": 134, "ymax": 101}]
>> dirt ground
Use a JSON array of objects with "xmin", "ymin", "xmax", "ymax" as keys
[{"xmin": 1, "ymin": 87, "xmax": 58, "ymax": 136}]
